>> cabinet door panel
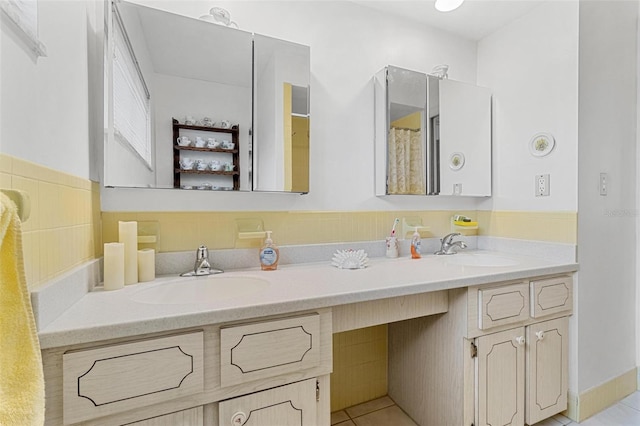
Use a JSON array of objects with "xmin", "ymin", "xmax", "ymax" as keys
[
  {"xmin": 477, "ymin": 327, "xmax": 525, "ymax": 426},
  {"xmin": 526, "ymin": 317, "xmax": 568, "ymax": 424},
  {"xmin": 218, "ymin": 379, "xmax": 316, "ymax": 426}
]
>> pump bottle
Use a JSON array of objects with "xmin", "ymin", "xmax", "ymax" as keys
[
  {"xmin": 259, "ymin": 231, "xmax": 280, "ymax": 270},
  {"xmin": 410, "ymin": 228, "xmax": 422, "ymax": 259}
]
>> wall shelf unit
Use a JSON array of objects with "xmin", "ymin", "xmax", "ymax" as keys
[{"xmin": 172, "ymin": 118, "xmax": 240, "ymax": 190}]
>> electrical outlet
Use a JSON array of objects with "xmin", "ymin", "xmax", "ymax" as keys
[
  {"xmin": 600, "ymin": 173, "xmax": 608, "ymax": 196},
  {"xmin": 536, "ymin": 174, "xmax": 550, "ymax": 196}
]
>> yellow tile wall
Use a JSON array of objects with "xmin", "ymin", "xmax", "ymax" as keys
[
  {"xmin": 102, "ymin": 209, "xmax": 577, "ymax": 252},
  {"xmin": 331, "ymin": 325, "xmax": 388, "ymax": 411},
  {"xmin": 101, "ymin": 210, "xmax": 479, "ymax": 251},
  {"xmin": 477, "ymin": 210, "xmax": 577, "ymax": 244},
  {"xmin": 0, "ymin": 154, "xmax": 101, "ymax": 290}
]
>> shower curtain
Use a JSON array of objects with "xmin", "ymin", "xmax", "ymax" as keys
[{"xmin": 388, "ymin": 128, "xmax": 425, "ymax": 195}]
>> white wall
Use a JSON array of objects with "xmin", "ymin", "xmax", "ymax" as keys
[
  {"xmin": 477, "ymin": 1, "xmax": 579, "ymax": 212},
  {"xmin": 1, "ymin": 0, "xmax": 95, "ymax": 180},
  {"xmin": 578, "ymin": 1, "xmax": 638, "ymax": 394},
  {"xmin": 476, "ymin": 0, "xmax": 581, "ymax": 393},
  {"xmin": 102, "ymin": 0, "xmax": 482, "ymax": 211},
  {"xmin": 637, "ymin": 1, "xmax": 640, "ymax": 374}
]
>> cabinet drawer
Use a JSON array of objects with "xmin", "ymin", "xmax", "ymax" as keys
[
  {"xmin": 221, "ymin": 314, "xmax": 320, "ymax": 387},
  {"xmin": 63, "ymin": 331, "xmax": 204, "ymax": 425},
  {"xmin": 530, "ymin": 276, "xmax": 573, "ymax": 318},
  {"xmin": 478, "ymin": 282, "xmax": 529, "ymax": 330}
]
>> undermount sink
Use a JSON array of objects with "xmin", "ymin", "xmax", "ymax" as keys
[
  {"xmin": 439, "ymin": 252, "xmax": 519, "ymax": 267},
  {"xmin": 130, "ymin": 275, "xmax": 270, "ymax": 305}
]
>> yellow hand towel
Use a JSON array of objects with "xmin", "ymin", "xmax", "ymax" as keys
[{"xmin": 0, "ymin": 193, "xmax": 45, "ymax": 425}]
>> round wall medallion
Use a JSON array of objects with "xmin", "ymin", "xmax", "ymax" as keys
[
  {"xmin": 529, "ymin": 132, "xmax": 555, "ymax": 157},
  {"xmin": 449, "ymin": 152, "xmax": 465, "ymax": 170}
]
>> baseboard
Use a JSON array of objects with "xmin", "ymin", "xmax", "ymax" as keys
[{"xmin": 565, "ymin": 367, "xmax": 638, "ymax": 422}]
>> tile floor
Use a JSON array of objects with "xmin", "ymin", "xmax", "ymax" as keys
[
  {"xmin": 331, "ymin": 392, "xmax": 640, "ymax": 426},
  {"xmin": 331, "ymin": 396, "xmax": 416, "ymax": 426}
]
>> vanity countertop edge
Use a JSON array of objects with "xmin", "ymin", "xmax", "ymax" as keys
[{"xmin": 37, "ymin": 250, "xmax": 578, "ymax": 349}]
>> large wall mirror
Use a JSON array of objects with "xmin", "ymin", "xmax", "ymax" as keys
[
  {"xmin": 104, "ymin": 0, "xmax": 310, "ymax": 193},
  {"xmin": 374, "ymin": 65, "xmax": 492, "ymax": 197}
]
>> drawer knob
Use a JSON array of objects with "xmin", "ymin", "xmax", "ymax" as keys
[
  {"xmin": 514, "ymin": 336, "xmax": 526, "ymax": 346},
  {"xmin": 536, "ymin": 331, "xmax": 545, "ymax": 341},
  {"xmin": 231, "ymin": 411, "xmax": 247, "ymax": 426}
]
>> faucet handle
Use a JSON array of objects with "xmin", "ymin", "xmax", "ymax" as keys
[
  {"xmin": 194, "ymin": 245, "xmax": 211, "ymax": 273},
  {"xmin": 441, "ymin": 232, "xmax": 461, "ymax": 243},
  {"xmin": 196, "ymin": 245, "xmax": 209, "ymax": 261}
]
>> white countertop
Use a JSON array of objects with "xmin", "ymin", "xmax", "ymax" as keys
[{"xmin": 37, "ymin": 250, "xmax": 578, "ymax": 349}]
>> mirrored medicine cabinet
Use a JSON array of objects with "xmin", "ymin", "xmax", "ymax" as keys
[
  {"xmin": 374, "ymin": 65, "xmax": 492, "ymax": 197},
  {"xmin": 104, "ymin": 0, "xmax": 310, "ymax": 193}
]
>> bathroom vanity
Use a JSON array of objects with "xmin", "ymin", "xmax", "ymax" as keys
[{"xmin": 38, "ymin": 252, "xmax": 577, "ymax": 425}]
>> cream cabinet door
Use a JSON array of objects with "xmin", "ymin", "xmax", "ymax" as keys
[
  {"xmin": 526, "ymin": 317, "xmax": 569, "ymax": 425},
  {"xmin": 476, "ymin": 327, "xmax": 525, "ymax": 426},
  {"xmin": 128, "ymin": 407, "xmax": 203, "ymax": 425},
  {"xmin": 219, "ymin": 379, "xmax": 316, "ymax": 426}
]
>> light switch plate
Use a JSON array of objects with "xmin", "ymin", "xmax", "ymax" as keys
[{"xmin": 600, "ymin": 173, "xmax": 608, "ymax": 196}]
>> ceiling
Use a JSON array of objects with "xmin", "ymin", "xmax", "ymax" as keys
[{"xmin": 351, "ymin": 0, "xmax": 547, "ymax": 41}]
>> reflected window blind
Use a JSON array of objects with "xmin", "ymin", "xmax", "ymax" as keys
[{"xmin": 113, "ymin": 15, "xmax": 151, "ymax": 167}]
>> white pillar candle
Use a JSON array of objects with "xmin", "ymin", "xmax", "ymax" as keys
[
  {"xmin": 138, "ymin": 248, "xmax": 155, "ymax": 283},
  {"xmin": 103, "ymin": 243, "xmax": 125, "ymax": 291},
  {"xmin": 119, "ymin": 221, "xmax": 138, "ymax": 285}
]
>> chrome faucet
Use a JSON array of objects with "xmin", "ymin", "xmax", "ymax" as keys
[
  {"xmin": 435, "ymin": 232, "xmax": 467, "ymax": 255},
  {"xmin": 180, "ymin": 245, "xmax": 223, "ymax": 276}
]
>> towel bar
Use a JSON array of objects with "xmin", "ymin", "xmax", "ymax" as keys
[{"xmin": 1, "ymin": 189, "xmax": 30, "ymax": 223}]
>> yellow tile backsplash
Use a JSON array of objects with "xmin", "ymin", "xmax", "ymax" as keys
[
  {"xmin": 1, "ymin": 154, "xmax": 101, "ymax": 290},
  {"xmin": 476, "ymin": 210, "xmax": 577, "ymax": 244},
  {"xmin": 101, "ymin": 210, "xmax": 481, "ymax": 251},
  {"xmin": 102, "ymin": 209, "xmax": 577, "ymax": 252}
]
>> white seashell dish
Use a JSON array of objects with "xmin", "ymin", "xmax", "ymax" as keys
[{"xmin": 331, "ymin": 249, "xmax": 369, "ymax": 269}]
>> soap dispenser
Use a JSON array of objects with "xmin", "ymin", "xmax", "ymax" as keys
[
  {"xmin": 410, "ymin": 227, "xmax": 422, "ymax": 259},
  {"xmin": 259, "ymin": 231, "xmax": 280, "ymax": 270}
]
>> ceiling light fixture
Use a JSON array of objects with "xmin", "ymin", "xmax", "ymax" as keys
[{"xmin": 435, "ymin": 0, "xmax": 465, "ymax": 12}]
